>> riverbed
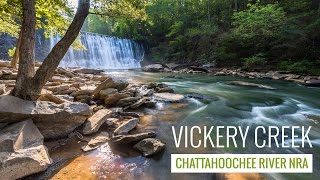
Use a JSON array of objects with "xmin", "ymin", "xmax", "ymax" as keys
[{"xmin": 32, "ymin": 71, "xmax": 320, "ymax": 180}]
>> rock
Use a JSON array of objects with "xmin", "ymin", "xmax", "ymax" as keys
[
  {"xmin": 104, "ymin": 93, "xmax": 130, "ymax": 106},
  {"xmin": 0, "ymin": 120, "xmax": 52, "ymax": 179},
  {"xmin": 304, "ymin": 79, "xmax": 320, "ymax": 87},
  {"xmin": 109, "ymin": 107, "xmax": 123, "ymax": 114},
  {"xmin": 56, "ymin": 95, "xmax": 74, "ymax": 102},
  {"xmin": 0, "ymin": 73, "xmax": 17, "ymax": 80},
  {"xmin": 130, "ymin": 98, "xmax": 148, "ymax": 109},
  {"xmin": 117, "ymin": 97, "xmax": 140, "ymax": 107},
  {"xmin": 93, "ymin": 78, "xmax": 129, "ymax": 96},
  {"xmin": 110, "ymin": 132, "xmax": 156, "ymax": 144},
  {"xmin": 0, "ymin": 95, "xmax": 91, "ymax": 139},
  {"xmin": 81, "ymin": 109, "xmax": 112, "ymax": 135},
  {"xmin": 0, "ymin": 84, "xmax": 6, "ymax": 95},
  {"xmin": 99, "ymin": 88, "xmax": 118, "ymax": 98},
  {"xmin": 137, "ymin": 86, "xmax": 154, "ymax": 97},
  {"xmin": 153, "ymin": 93, "xmax": 185, "ymax": 102},
  {"xmin": 119, "ymin": 112, "xmax": 140, "ymax": 118},
  {"xmin": 46, "ymin": 84, "xmax": 70, "ymax": 92},
  {"xmin": 114, "ymin": 118, "xmax": 139, "ymax": 135},
  {"xmin": 225, "ymin": 81, "xmax": 276, "ymax": 90},
  {"xmin": 81, "ymin": 132, "xmax": 109, "ymax": 152},
  {"xmin": 133, "ymin": 138, "xmax": 165, "ymax": 156},
  {"xmin": 143, "ymin": 64, "xmax": 165, "ymax": 72},
  {"xmin": 156, "ymin": 87, "xmax": 174, "ymax": 93},
  {"xmin": 71, "ymin": 90, "xmax": 93, "ymax": 97},
  {"xmin": 56, "ymin": 68, "xmax": 75, "ymax": 78},
  {"xmin": 0, "ymin": 60, "xmax": 10, "ymax": 67},
  {"xmin": 80, "ymin": 85, "xmax": 96, "ymax": 91},
  {"xmin": 74, "ymin": 68, "xmax": 104, "ymax": 74},
  {"xmin": 37, "ymin": 93, "xmax": 65, "ymax": 104},
  {"xmin": 105, "ymin": 118, "xmax": 119, "ymax": 126},
  {"xmin": 185, "ymin": 93, "xmax": 219, "ymax": 103},
  {"xmin": 144, "ymin": 100, "xmax": 157, "ymax": 107},
  {"xmin": 50, "ymin": 76, "xmax": 70, "ymax": 83}
]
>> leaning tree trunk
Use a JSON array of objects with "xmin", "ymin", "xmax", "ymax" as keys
[
  {"xmin": 11, "ymin": 31, "xmax": 22, "ymax": 69},
  {"xmin": 11, "ymin": 0, "xmax": 90, "ymax": 100},
  {"xmin": 11, "ymin": 0, "xmax": 36, "ymax": 100}
]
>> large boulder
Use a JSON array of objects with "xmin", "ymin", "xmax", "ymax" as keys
[
  {"xmin": 0, "ymin": 95, "xmax": 92, "ymax": 139},
  {"xmin": 133, "ymin": 138, "xmax": 165, "ymax": 156},
  {"xmin": 93, "ymin": 78, "xmax": 129, "ymax": 96},
  {"xmin": 0, "ymin": 120, "xmax": 52, "ymax": 179},
  {"xmin": 143, "ymin": 64, "xmax": 165, "ymax": 72},
  {"xmin": 104, "ymin": 93, "xmax": 130, "ymax": 106},
  {"xmin": 81, "ymin": 109, "xmax": 112, "ymax": 135}
]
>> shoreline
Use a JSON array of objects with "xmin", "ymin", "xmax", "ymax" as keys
[{"xmin": 143, "ymin": 64, "xmax": 320, "ymax": 87}]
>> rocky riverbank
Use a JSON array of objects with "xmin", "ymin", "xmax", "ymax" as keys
[
  {"xmin": 0, "ymin": 61, "xmax": 183, "ymax": 179},
  {"xmin": 143, "ymin": 63, "xmax": 320, "ymax": 87}
]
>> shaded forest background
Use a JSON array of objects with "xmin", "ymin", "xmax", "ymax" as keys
[{"xmin": 86, "ymin": 0, "xmax": 320, "ymax": 75}]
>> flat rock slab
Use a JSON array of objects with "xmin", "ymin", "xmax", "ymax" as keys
[
  {"xmin": 82, "ymin": 132, "xmax": 109, "ymax": 152},
  {"xmin": 114, "ymin": 118, "xmax": 139, "ymax": 135},
  {"xmin": 134, "ymin": 138, "xmax": 165, "ymax": 156},
  {"xmin": 225, "ymin": 81, "xmax": 276, "ymax": 90},
  {"xmin": 0, "ymin": 120, "xmax": 52, "ymax": 179},
  {"xmin": 110, "ymin": 132, "xmax": 156, "ymax": 144},
  {"xmin": 153, "ymin": 93, "xmax": 185, "ymax": 102},
  {"xmin": 0, "ymin": 95, "xmax": 91, "ymax": 139},
  {"xmin": 81, "ymin": 109, "xmax": 112, "ymax": 135}
]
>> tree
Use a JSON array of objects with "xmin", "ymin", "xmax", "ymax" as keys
[
  {"xmin": 11, "ymin": 0, "xmax": 90, "ymax": 100},
  {"xmin": 10, "ymin": 0, "xmax": 146, "ymax": 100}
]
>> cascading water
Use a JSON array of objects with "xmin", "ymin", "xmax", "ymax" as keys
[{"xmin": 50, "ymin": 32, "xmax": 144, "ymax": 69}]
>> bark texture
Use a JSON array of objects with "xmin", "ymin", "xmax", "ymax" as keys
[{"xmin": 11, "ymin": 0, "xmax": 36, "ymax": 100}]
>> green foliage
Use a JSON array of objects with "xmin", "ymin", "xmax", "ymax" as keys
[
  {"xmin": 243, "ymin": 53, "xmax": 267, "ymax": 70},
  {"xmin": 8, "ymin": 47, "xmax": 16, "ymax": 57},
  {"xmin": 232, "ymin": 3, "xmax": 286, "ymax": 41},
  {"xmin": 277, "ymin": 60, "xmax": 320, "ymax": 76}
]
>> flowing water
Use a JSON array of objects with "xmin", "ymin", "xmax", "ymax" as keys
[
  {"xmin": 50, "ymin": 33, "xmax": 144, "ymax": 69},
  {"xmin": 41, "ymin": 71, "xmax": 320, "ymax": 180}
]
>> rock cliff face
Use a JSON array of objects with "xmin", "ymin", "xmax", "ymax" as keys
[{"xmin": 0, "ymin": 30, "xmax": 51, "ymax": 61}]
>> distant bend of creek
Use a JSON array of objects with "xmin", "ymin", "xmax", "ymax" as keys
[{"xmin": 31, "ymin": 70, "xmax": 320, "ymax": 180}]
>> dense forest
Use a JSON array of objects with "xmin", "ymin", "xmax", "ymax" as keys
[{"xmin": 87, "ymin": 0, "xmax": 320, "ymax": 75}]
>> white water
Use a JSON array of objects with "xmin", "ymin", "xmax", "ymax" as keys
[{"xmin": 50, "ymin": 32, "xmax": 144, "ymax": 69}]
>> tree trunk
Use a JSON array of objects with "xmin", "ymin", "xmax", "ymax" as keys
[
  {"xmin": 12, "ymin": 0, "xmax": 90, "ymax": 100},
  {"xmin": 11, "ymin": 31, "xmax": 22, "ymax": 69},
  {"xmin": 11, "ymin": 0, "xmax": 36, "ymax": 100}
]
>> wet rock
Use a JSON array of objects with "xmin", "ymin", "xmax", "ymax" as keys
[
  {"xmin": 225, "ymin": 81, "xmax": 276, "ymax": 90},
  {"xmin": 74, "ymin": 68, "xmax": 104, "ymax": 75},
  {"xmin": 153, "ymin": 93, "xmax": 185, "ymax": 103},
  {"xmin": 114, "ymin": 118, "xmax": 139, "ymax": 135},
  {"xmin": 37, "ymin": 93, "xmax": 65, "ymax": 104},
  {"xmin": 0, "ymin": 84, "xmax": 5, "ymax": 95},
  {"xmin": 99, "ymin": 88, "xmax": 118, "ymax": 99},
  {"xmin": 0, "ymin": 120, "xmax": 52, "ymax": 179},
  {"xmin": 144, "ymin": 100, "xmax": 157, "ymax": 108},
  {"xmin": 143, "ymin": 64, "xmax": 164, "ymax": 72},
  {"xmin": 81, "ymin": 132, "xmax": 109, "ymax": 152},
  {"xmin": 81, "ymin": 109, "xmax": 112, "ymax": 135},
  {"xmin": 116, "ymin": 97, "xmax": 140, "ymax": 107},
  {"xmin": 134, "ymin": 138, "xmax": 165, "ymax": 156},
  {"xmin": 0, "ymin": 95, "xmax": 91, "ymax": 139},
  {"xmin": 130, "ymin": 98, "xmax": 148, "ymax": 109},
  {"xmin": 137, "ymin": 85, "xmax": 154, "ymax": 97},
  {"xmin": 104, "ymin": 93, "xmax": 130, "ymax": 106},
  {"xmin": 185, "ymin": 93, "xmax": 219, "ymax": 103},
  {"xmin": 304, "ymin": 79, "xmax": 320, "ymax": 87},
  {"xmin": 110, "ymin": 132, "xmax": 156, "ymax": 144},
  {"xmin": 93, "ymin": 78, "xmax": 129, "ymax": 96},
  {"xmin": 156, "ymin": 87, "xmax": 174, "ymax": 93}
]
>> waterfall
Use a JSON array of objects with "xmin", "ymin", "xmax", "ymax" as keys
[{"xmin": 50, "ymin": 32, "xmax": 144, "ymax": 69}]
